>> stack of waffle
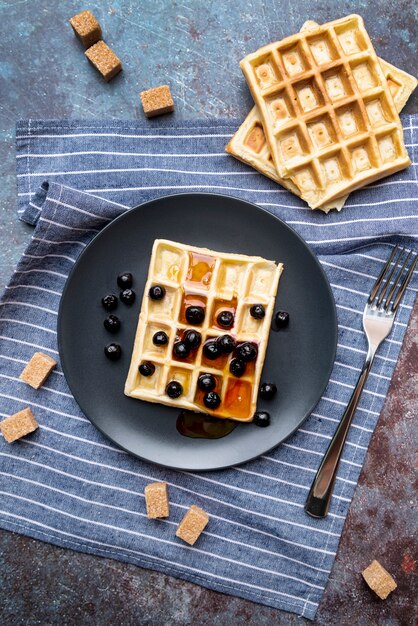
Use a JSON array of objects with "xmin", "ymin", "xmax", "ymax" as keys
[
  {"xmin": 227, "ymin": 16, "xmax": 417, "ymax": 212},
  {"xmin": 125, "ymin": 240, "xmax": 283, "ymax": 421}
]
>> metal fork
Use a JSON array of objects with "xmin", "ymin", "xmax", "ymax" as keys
[{"xmin": 305, "ymin": 245, "xmax": 417, "ymax": 518}]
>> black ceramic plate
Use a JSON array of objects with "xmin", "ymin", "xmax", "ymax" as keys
[{"xmin": 58, "ymin": 193, "xmax": 337, "ymax": 471}]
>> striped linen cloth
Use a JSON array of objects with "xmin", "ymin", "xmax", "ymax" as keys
[{"xmin": 0, "ymin": 117, "xmax": 416, "ymax": 619}]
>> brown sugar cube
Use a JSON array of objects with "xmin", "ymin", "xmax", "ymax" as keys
[
  {"xmin": 140, "ymin": 85, "xmax": 175, "ymax": 118},
  {"xmin": 85, "ymin": 41, "xmax": 122, "ymax": 82},
  {"xmin": 362, "ymin": 560, "xmax": 397, "ymax": 599},
  {"xmin": 144, "ymin": 482, "xmax": 169, "ymax": 519},
  {"xmin": 0, "ymin": 408, "xmax": 39, "ymax": 443},
  {"xmin": 69, "ymin": 10, "xmax": 102, "ymax": 49},
  {"xmin": 20, "ymin": 352, "xmax": 57, "ymax": 389},
  {"xmin": 176, "ymin": 505, "xmax": 209, "ymax": 545}
]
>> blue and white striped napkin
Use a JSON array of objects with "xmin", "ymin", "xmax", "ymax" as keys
[{"xmin": 0, "ymin": 118, "xmax": 417, "ymax": 619}]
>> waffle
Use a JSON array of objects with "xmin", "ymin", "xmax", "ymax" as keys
[
  {"xmin": 227, "ymin": 20, "xmax": 417, "ymax": 213},
  {"xmin": 239, "ymin": 14, "xmax": 411, "ymax": 209},
  {"xmin": 124, "ymin": 240, "xmax": 283, "ymax": 421},
  {"xmin": 226, "ymin": 106, "xmax": 347, "ymax": 213}
]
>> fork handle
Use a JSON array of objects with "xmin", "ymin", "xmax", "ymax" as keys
[{"xmin": 304, "ymin": 354, "xmax": 374, "ymax": 518}]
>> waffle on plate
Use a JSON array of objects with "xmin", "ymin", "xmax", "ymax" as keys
[{"xmin": 125, "ymin": 240, "xmax": 283, "ymax": 422}]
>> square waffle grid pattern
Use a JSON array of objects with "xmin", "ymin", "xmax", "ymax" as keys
[
  {"xmin": 225, "ymin": 106, "xmax": 348, "ymax": 213},
  {"xmin": 240, "ymin": 14, "xmax": 411, "ymax": 209},
  {"xmin": 227, "ymin": 19, "xmax": 417, "ymax": 213},
  {"xmin": 124, "ymin": 240, "xmax": 283, "ymax": 421}
]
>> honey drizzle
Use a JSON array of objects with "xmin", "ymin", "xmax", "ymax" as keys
[
  {"xmin": 186, "ymin": 252, "xmax": 216, "ymax": 287},
  {"xmin": 211, "ymin": 297, "xmax": 237, "ymax": 329},
  {"xmin": 224, "ymin": 379, "xmax": 253, "ymax": 419},
  {"xmin": 179, "ymin": 292, "xmax": 207, "ymax": 325},
  {"xmin": 175, "ymin": 250, "xmax": 259, "ymax": 420},
  {"xmin": 176, "ymin": 411, "xmax": 237, "ymax": 439}
]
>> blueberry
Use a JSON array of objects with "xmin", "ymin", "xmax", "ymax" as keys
[
  {"xmin": 173, "ymin": 341, "xmax": 190, "ymax": 359},
  {"xmin": 236, "ymin": 342, "xmax": 258, "ymax": 362},
  {"xmin": 229, "ymin": 358, "xmax": 246, "ymax": 377},
  {"xmin": 149, "ymin": 285, "xmax": 166, "ymax": 300},
  {"xmin": 217, "ymin": 310, "xmax": 234, "ymax": 328},
  {"xmin": 102, "ymin": 294, "xmax": 118, "ymax": 311},
  {"xmin": 120, "ymin": 288, "xmax": 136, "ymax": 305},
  {"xmin": 185, "ymin": 306, "xmax": 205, "ymax": 325},
  {"xmin": 117, "ymin": 272, "xmax": 133, "ymax": 289},
  {"xmin": 217, "ymin": 334, "xmax": 236, "ymax": 354},
  {"xmin": 139, "ymin": 361, "xmax": 155, "ymax": 376},
  {"xmin": 104, "ymin": 343, "xmax": 121, "ymax": 361},
  {"xmin": 153, "ymin": 331, "xmax": 168, "ymax": 346},
  {"xmin": 275, "ymin": 311, "xmax": 289, "ymax": 328},
  {"xmin": 198, "ymin": 373, "xmax": 216, "ymax": 392},
  {"xmin": 260, "ymin": 382, "xmax": 277, "ymax": 400},
  {"xmin": 253, "ymin": 411, "xmax": 270, "ymax": 427},
  {"xmin": 166, "ymin": 381, "xmax": 183, "ymax": 399},
  {"xmin": 104, "ymin": 314, "xmax": 120, "ymax": 334},
  {"xmin": 183, "ymin": 329, "xmax": 202, "ymax": 350},
  {"xmin": 203, "ymin": 340, "xmax": 222, "ymax": 360},
  {"xmin": 204, "ymin": 391, "xmax": 221, "ymax": 409},
  {"xmin": 250, "ymin": 304, "xmax": 265, "ymax": 320}
]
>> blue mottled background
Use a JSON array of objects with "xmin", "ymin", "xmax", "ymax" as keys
[
  {"xmin": 0, "ymin": 1, "xmax": 417, "ymax": 625},
  {"xmin": 0, "ymin": 0, "xmax": 417, "ymax": 288}
]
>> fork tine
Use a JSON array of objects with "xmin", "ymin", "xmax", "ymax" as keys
[
  {"xmin": 368, "ymin": 245, "xmax": 398, "ymax": 304},
  {"xmin": 384, "ymin": 249, "xmax": 412, "ymax": 310},
  {"xmin": 376, "ymin": 247, "xmax": 404, "ymax": 307},
  {"xmin": 391, "ymin": 252, "xmax": 418, "ymax": 312}
]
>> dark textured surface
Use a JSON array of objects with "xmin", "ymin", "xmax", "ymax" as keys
[{"xmin": 0, "ymin": 1, "xmax": 417, "ymax": 624}]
